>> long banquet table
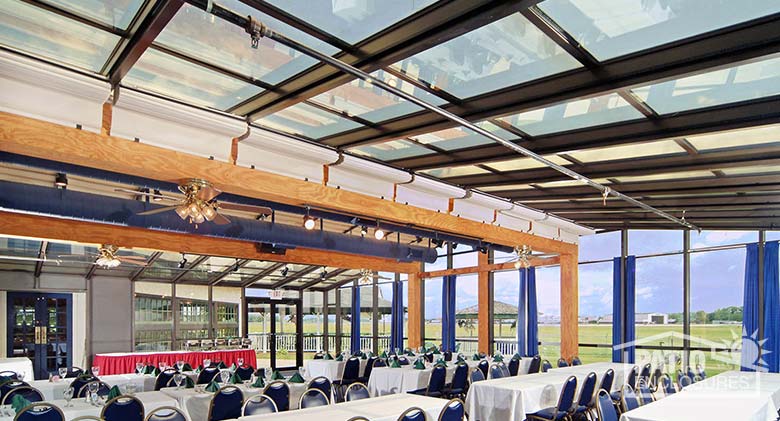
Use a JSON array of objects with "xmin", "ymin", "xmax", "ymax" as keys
[
  {"xmin": 93, "ymin": 349, "xmax": 257, "ymax": 375},
  {"xmin": 0, "ymin": 391, "xmax": 178, "ymax": 420},
  {"xmin": 0, "ymin": 357, "xmax": 34, "ymax": 381},
  {"xmin": 304, "ymin": 358, "xmax": 369, "ymax": 382},
  {"xmin": 367, "ymin": 360, "xmax": 480, "ymax": 396}
]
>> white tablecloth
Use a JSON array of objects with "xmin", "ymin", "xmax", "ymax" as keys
[
  {"xmin": 0, "ymin": 358, "xmax": 34, "ymax": 381},
  {"xmin": 621, "ymin": 371, "xmax": 780, "ymax": 421},
  {"xmin": 466, "ymin": 362, "xmax": 634, "ymax": 421},
  {"xmin": 367, "ymin": 361, "xmax": 479, "ymax": 396},
  {"xmin": 239, "ymin": 393, "xmax": 448, "ymax": 421},
  {"xmin": 0, "ymin": 391, "xmax": 179, "ymax": 420},
  {"xmin": 29, "ymin": 374, "xmax": 150, "ymax": 400},
  {"xmin": 304, "ymin": 359, "xmax": 368, "ymax": 382}
]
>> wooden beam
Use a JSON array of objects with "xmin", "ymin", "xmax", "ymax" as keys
[
  {"xmin": 101, "ymin": 103, "xmax": 112, "ymax": 136},
  {"xmin": 478, "ymin": 251, "xmax": 492, "ymax": 355},
  {"xmin": 422, "ymin": 256, "xmax": 560, "ymax": 278},
  {"xmin": 0, "ymin": 211, "xmax": 418, "ymax": 274},
  {"xmin": 407, "ymin": 272, "xmax": 422, "ymax": 349},
  {"xmin": 560, "ymin": 252, "xmax": 579, "ymax": 361},
  {"xmin": 0, "ymin": 112, "xmax": 575, "ymax": 255}
]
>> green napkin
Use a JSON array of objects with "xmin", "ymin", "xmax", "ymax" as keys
[
  {"xmin": 360, "ymin": 354, "xmax": 367, "ymax": 360},
  {"xmin": 106, "ymin": 385, "xmax": 121, "ymax": 400},
  {"xmin": 217, "ymin": 361, "xmax": 227, "ymax": 369},
  {"xmin": 436, "ymin": 358, "xmax": 447, "ymax": 367},
  {"xmin": 183, "ymin": 363, "xmax": 193, "ymax": 372},
  {"xmin": 185, "ymin": 377, "xmax": 195, "ymax": 388},
  {"xmin": 271, "ymin": 370, "xmax": 285, "ymax": 380},
  {"xmin": 390, "ymin": 359, "xmax": 401, "ymax": 368},
  {"xmin": 406, "ymin": 351, "xmax": 415, "ymax": 357},
  {"xmin": 493, "ymin": 355, "xmax": 504, "ymax": 363},
  {"xmin": 513, "ymin": 353, "xmax": 522, "ymax": 360},
  {"xmin": 153, "ymin": 367, "xmax": 161, "ymax": 377},
  {"xmin": 335, "ymin": 354, "xmax": 344, "ymax": 362},
  {"xmin": 380, "ymin": 351, "xmax": 388, "ymax": 358},
  {"xmin": 472, "ymin": 354, "xmax": 480, "ymax": 361},
  {"xmin": 230, "ymin": 363, "xmax": 237, "ymax": 371},
  {"xmin": 230, "ymin": 372, "xmax": 243, "ymax": 384},
  {"xmin": 205, "ymin": 381, "xmax": 220, "ymax": 393},
  {"xmin": 433, "ymin": 349, "xmax": 441, "ymax": 355},
  {"xmin": 144, "ymin": 365, "xmax": 155, "ymax": 375},
  {"xmin": 289, "ymin": 372, "xmax": 305, "ymax": 383},
  {"xmin": 251, "ymin": 376, "xmax": 265, "ymax": 388},
  {"xmin": 323, "ymin": 353, "xmax": 333, "ymax": 360},
  {"xmin": 11, "ymin": 394, "xmax": 30, "ymax": 414},
  {"xmin": 413, "ymin": 360, "xmax": 425, "ymax": 370}
]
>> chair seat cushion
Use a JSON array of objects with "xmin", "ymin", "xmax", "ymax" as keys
[
  {"xmin": 407, "ymin": 388, "xmax": 427, "ymax": 395},
  {"xmin": 573, "ymin": 405, "xmax": 588, "ymax": 413},
  {"xmin": 529, "ymin": 407, "xmax": 568, "ymax": 420},
  {"xmin": 610, "ymin": 391, "xmax": 621, "ymax": 400}
]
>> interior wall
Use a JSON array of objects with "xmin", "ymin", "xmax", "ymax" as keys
[
  {"xmin": 72, "ymin": 292, "xmax": 87, "ymax": 368},
  {"xmin": 88, "ymin": 276, "xmax": 133, "ymax": 356},
  {"xmin": 0, "ymin": 291, "xmax": 6, "ymax": 358}
]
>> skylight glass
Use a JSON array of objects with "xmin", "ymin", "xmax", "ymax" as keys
[
  {"xmin": 497, "ymin": 93, "xmax": 644, "ymax": 135},
  {"xmin": 720, "ymin": 165, "xmax": 780, "ymax": 176},
  {"xmin": 566, "ymin": 140, "xmax": 686, "ymax": 162},
  {"xmin": 254, "ymin": 102, "xmax": 362, "ymax": 139},
  {"xmin": 539, "ymin": 0, "xmax": 780, "ymax": 61},
  {"xmin": 420, "ymin": 165, "xmax": 490, "ymax": 178},
  {"xmin": 124, "ymin": 48, "xmax": 264, "ymax": 110},
  {"xmin": 614, "ymin": 170, "xmax": 716, "ymax": 183},
  {"xmin": 410, "ymin": 122, "xmax": 515, "ymax": 151},
  {"xmin": 633, "ymin": 55, "xmax": 780, "ymax": 114},
  {"xmin": 310, "ymin": 69, "xmax": 446, "ymax": 123},
  {"xmin": 265, "ymin": 0, "xmax": 437, "ymax": 44},
  {"xmin": 156, "ymin": 1, "xmax": 338, "ymax": 85},
  {"xmin": 686, "ymin": 124, "xmax": 780, "ymax": 151},
  {"xmin": 0, "ymin": 0, "xmax": 121, "ymax": 72},
  {"xmin": 392, "ymin": 12, "xmax": 581, "ymax": 99},
  {"xmin": 350, "ymin": 140, "xmax": 433, "ymax": 161},
  {"xmin": 485, "ymin": 155, "xmax": 571, "ymax": 172},
  {"xmin": 39, "ymin": 0, "xmax": 144, "ymax": 30}
]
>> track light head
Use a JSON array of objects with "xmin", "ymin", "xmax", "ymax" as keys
[
  {"xmin": 54, "ymin": 173, "xmax": 68, "ymax": 189},
  {"xmin": 374, "ymin": 228, "xmax": 385, "ymax": 240},
  {"xmin": 152, "ymin": 189, "xmax": 162, "ymax": 202},
  {"xmin": 360, "ymin": 225, "xmax": 368, "ymax": 236},
  {"xmin": 178, "ymin": 254, "xmax": 188, "ymax": 269},
  {"xmin": 303, "ymin": 216, "xmax": 316, "ymax": 230},
  {"xmin": 432, "ymin": 238, "xmax": 444, "ymax": 248},
  {"xmin": 281, "ymin": 266, "xmax": 289, "ymax": 276}
]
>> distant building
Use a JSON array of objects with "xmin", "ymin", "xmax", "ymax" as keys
[{"xmin": 595, "ymin": 313, "xmax": 668, "ymax": 324}]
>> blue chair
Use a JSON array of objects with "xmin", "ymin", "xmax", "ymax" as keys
[
  {"xmin": 345, "ymin": 382, "xmax": 370, "ymax": 401},
  {"xmin": 398, "ymin": 407, "xmax": 427, "ymax": 421},
  {"xmin": 423, "ymin": 352, "xmax": 434, "ymax": 363},
  {"xmin": 197, "ymin": 367, "xmax": 220, "ymax": 384},
  {"xmin": 498, "ymin": 362, "xmax": 510, "ymax": 377},
  {"xmin": 650, "ymin": 368, "xmax": 663, "ymax": 391},
  {"xmin": 333, "ymin": 357, "xmax": 361, "ymax": 401},
  {"xmin": 307, "ymin": 376, "xmax": 332, "ymax": 401},
  {"xmin": 0, "ymin": 371, "xmax": 18, "ymax": 381},
  {"xmin": 374, "ymin": 359, "xmax": 387, "ymax": 368},
  {"xmin": 68, "ymin": 376, "xmax": 95, "ymax": 398},
  {"xmin": 101, "ymin": 395, "xmax": 144, "ymax": 421},
  {"xmin": 468, "ymin": 367, "xmax": 485, "ymax": 386},
  {"xmin": 595, "ymin": 389, "xmax": 619, "ymax": 421},
  {"xmin": 557, "ymin": 358, "xmax": 568, "ymax": 368},
  {"xmin": 235, "ymin": 365, "xmax": 254, "ymax": 381},
  {"xmin": 1, "ymin": 386, "xmax": 43, "ymax": 406},
  {"xmin": 477, "ymin": 360, "xmax": 489, "ymax": 379},
  {"xmin": 571, "ymin": 356, "xmax": 582, "ymax": 366},
  {"xmin": 443, "ymin": 351, "xmax": 453, "ymax": 362},
  {"xmin": 488, "ymin": 364, "xmax": 504, "ymax": 379},
  {"xmin": 508, "ymin": 357, "xmax": 520, "ymax": 376},
  {"xmin": 0, "ymin": 380, "xmax": 28, "ymax": 402},
  {"xmin": 14, "ymin": 403, "xmax": 65, "ymax": 421},
  {"xmin": 446, "ymin": 363, "xmax": 468, "ymax": 399},
  {"xmin": 207, "ymin": 385, "xmax": 244, "ymax": 421},
  {"xmin": 696, "ymin": 364, "xmax": 706, "ymax": 380},
  {"xmin": 437, "ymin": 398, "xmax": 464, "ymax": 421},
  {"xmin": 410, "ymin": 365, "xmax": 446, "ymax": 397},
  {"xmin": 146, "ymin": 406, "xmax": 188, "ymax": 421},
  {"xmin": 398, "ymin": 356, "xmax": 410, "ymax": 366},
  {"xmin": 299, "ymin": 388, "xmax": 329, "ymax": 408},
  {"xmin": 527, "ymin": 375, "xmax": 577, "ymax": 421},
  {"xmin": 528, "ymin": 355, "xmax": 542, "ymax": 373},
  {"xmin": 686, "ymin": 366, "xmax": 696, "ymax": 382},
  {"xmin": 679, "ymin": 374, "xmax": 693, "ymax": 389},
  {"xmin": 600, "ymin": 368, "xmax": 615, "ymax": 394},
  {"xmin": 242, "ymin": 394, "xmax": 278, "ymax": 416},
  {"xmin": 620, "ymin": 385, "xmax": 640, "ymax": 413},
  {"xmin": 612, "ymin": 366, "xmax": 638, "ymax": 402},
  {"xmin": 637, "ymin": 383, "xmax": 655, "ymax": 405},
  {"xmin": 661, "ymin": 374, "xmax": 676, "ymax": 395},
  {"xmin": 571, "ymin": 372, "xmax": 596, "ymax": 420},
  {"xmin": 541, "ymin": 360, "xmax": 553, "ymax": 373},
  {"xmin": 65, "ymin": 367, "xmax": 84, "ymax": 378},
  {"xmin": 638, "ymin": 363, "xmax": 652, "ymax": 387},
  {"xmin": 360, "ymin": 357, "xmax": 377, "ymax": 383},
  {"xmin": 154, "ymin": 369, "xmax": 178, "ymax": 391},
  {"xmin": 76, "ymin": 381, "xmax": 110, "ymax": 398},
  {"xmin": 263, "ymin": 381, "xmax": 290, "ymax": 411},
  {"xmin": 313, "ymin": 352, "xmax": 325, "ymax": 360}
]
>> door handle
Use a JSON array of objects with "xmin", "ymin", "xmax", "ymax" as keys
[
  {"xmin": 34, "ymin": 326, "xmax": 41, "ymax": 344},
  {"xmin": 40, "ymin": 327, "xmax": 47, "ymax": 345}
]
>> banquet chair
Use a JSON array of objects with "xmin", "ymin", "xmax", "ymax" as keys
[
  {"xmin": 207, "ymin": 386, "xmax": 244, "ymax": 421},
  {"xmin": 638, "ymin": 363, "xmax": 652, "ymax": 387},
  {"xmin": 65, "ymin": 367, "xmax": 84, "ymax": 378},
  {"xmin": 571, "ymin": 372, "xmax": 596, "ymax": 421},
  {"xmin": 307, "ymin": 376, "xmax": 332, "ymax": 401},
  {"xmin": 528, "ymin": 355, "xmax": 542, "ymax": 374},
  {"xmin": 637, "ymin": 383, "xmax": 656, "ymax": 405},
  {"xmin": 527, "ymin": 375, "xmax": 577, "ymax": 421},
  {"xmin": 443, "ymin": 351, "xmax": 453, "ymax": 362},
  {"xmin": 686, "ymin": 366, "xmax": 696, "ymax": 382},
  {"xmin": 557, "ymin": 358, "xmax": 569, "ymax": 368},
  {"xmin": 437, "ymin": 398, "xmax": 464, "ymax": 421},
  {"xmin": 696, "ymin": 364, "xmax": 706, "ymax": 380},
  {"xmin": 299, "ymin": 388, "xmax": 329, "ymax": 409},
  {"xmin": 146, "ymin": 406, "xmax": 188, "ymax": 421},
  {"xmin": 595, "ymin": 390, "xmax": 619, "ymax": 421},
  {"xmin": 679, "ymin": 374, "xmax": 693, "ymax": 389},
  {"xmin": 345, "ymin": 383, "xmax": 371, "ymax": 402},
  {"xmin": 197, "ymin": 367, "xmax": 220, "ymax": 384},
  {"xmin": 498, "ymin": 362, "xmax": 510, "ymax": 377},
  {"xmin": 14, "ymin": 403, "xmax": 65, "ymax": 421},
  {"xmin": 71, "ymin": 417, "xmax": 103, "ymax": 421},
  {"xmin": 333, "ymin": 357, "xmax": 361, "ymax": 402},
  {"xmin": 619, "ymin": 385, "xmax": 640, "ymax": 413},
  {"xmin": 77, "ymin": 381, "xmax": 111, "ymax": 398},
  {"xmin": 508, "ymin": 357, "xmax": 520, "ymax": 376},
  {"xmin": 242, "ymin": 394, "xmax": 278, "ymax": 416},
  {"xmin": 445, "ymin": 363, "xmax": 468, "ymax": 399},
  {"xmin": 359, "ymin": 356, "xmax": 377, "ymax": 383},
  {"xmin": 398, "ymin": 356, "xmax": 410, "ymax": 366},
  {"xmin": 1, "ymin": 386, "xmax": 43, "ymax": 406},
  {"xmin": 660, "ymin": 374, "xmax": 676, "ymax": 395},
  {"xmin": 101, "ymin": 395, "xmax": 144, "ymax": 421},
  {"xmin": 597, "ymin": 369, "xmax": 614, "ymax": 403},
  {"xmin": 374, "ymin": 358, "xmax": 388, "ymax": 368},
  {"xmin": 346, "ymin": 417, "xmax": 370, "ymax": 421},
  {"xmin": 650, "ymin": 368, "xmax": 663, "ymax": 391},
  {"xmin": 397, "ymin": 407, "xmax": 427, "ymax": 421},
  {"xmin": 262, "ymin": 381, "xmax": 290, "ymax": 411},
  {"xmin": 571, "ymin": 356, "xmax": 582, "ymax": 366},
  {"xmin": 477, "ymin": 360, "xmax": 489, "ymax": 379},
  {"xmin": 154, "ymin": 369, "xmax": 178, "ymax": 391},
  {"xmin": 235, "ymin": 365, "xmax": 254, "ymax": 381},
  {"xmin": 313, "ymin": 352, "xmax": 324, "ymax": 360},
  {"xmin": 0, "ymin": 380, "xmax": 28, "ymax": 401},
  {"xmin": 468, "ymin": 367, "xmax": 485, "ymax": 386},
  {"xmin": 68, "ymin": 376, "xmax": 96, "ymax": 397},
  {"xmin": 610, "ymin": 366, "xmax": 637, "ymax": 403},
  {"xmin": 410, "ymin": 365, "xmax": 446, "ymax": 398},
  {"xmin": 488, "ymin": 364, "xmax": 504, "ymax": 379},
  {"xmin": 0, "ymin": 371, "xmax": 18, "ymax": 380},
  {"xmin": 423, "ymin": 352, "xmax": 434, "ymax": 363},
  {"xmin": 541, "ymin": 360, "xmax": 553, "ymax": 373}
]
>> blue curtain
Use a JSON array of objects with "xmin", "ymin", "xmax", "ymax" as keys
[
  {"xmin": 612, "ymin": 257, "xmax": 623, "ymax": 362},
  {"xmin": 390, "ymin": 280, "xmax": 404, "ymax": 351},
  {"xmin": 441, "ymin": 275, "xmax": 457, "ymax": 352},
  {"xmin": 527, "ymin": 268, "xmax": 538, "ymax": 356},
  {"xmin": 763, "ymin": 241, "xmax": 779, "ymax": 372},
  {"xmin": 517, "ymin": 269, "xmax": 528, "ymax": 356},
  {"xmin": 350, "ymin": 286, "xmax": 361, "ymax": 354},
  {"xmin": 742, "ymin": 243, "xmax": 759, "ymax": 371},
  {"xmin": 611, "ymin": 256, "xmax": 636, "ymax": 362},
  {"xmin": 625, "ymin": 256, "xmax": 636, "ymax": 363}
]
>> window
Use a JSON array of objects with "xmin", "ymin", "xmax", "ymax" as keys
[
  {"xmin": 536, "ymin": 266, "xmax": 561, "ymax": 359},
  {"xmin": 493, "ymin": 269, "xmax": 519, "ymax": 355},
  {"xmin": 452, "ymin": 244, "xmax": 478, "ymax": 269},
  {"xmin": 455, "ymin": 274, "xmax": 478, "ymax": 355},
  {"xmin": 338, "ymin": 286, "xmax": 352, "ymax": 352},
  {"xmin": 176, "ymin": 285, "xmax": 209, "ymax": 342},
  {"xmin": 634, "ymin": 255, "xmax": 684, "ymax": 347},
  {"xmin": 133, "ymin": 282, "xmax": 172, "ymax": 351},
  {"xmin": 691, "ymin": 231, "xmax": 758, "ymax": 249},
  {"xmin": 360, "ymin": 284, "xmax": 374, "ymax": 349},
  {"xmin": 424, "ymin": 277, "xmax": 443, "ymax": 343},
  {"xmin": 377, "ymin": 280, "xmax": 393, "ymax": 349},
  {"xmin": 629, "ymin": 230, "xmax": 683, "ymax": 256},
  {"xmin": 578, "ymin": 261, "xmax": 613, "ymax": 362},
  {"xmin": 579, "ymin": 231, "xmax": 620, "ymax": 262}
]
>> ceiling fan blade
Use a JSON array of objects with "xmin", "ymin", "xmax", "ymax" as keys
[
  {"xmin": 213, "ymin": 213, "xmax": 231, "ymax": 225},
  {"xmin": 117, "ymin": 257, "xmax": 147, "ymax": 266},
  {"xmin": 218, "ymin": 203, "xmax": 272, "ymax": 215},
  {"xmin": 137, "ymin": 206, "xmax": 179, "ymax": 216},
  {"xmin": 196, "ymin": 185, "xmax": 221, "ymax": 202},
  {"xmin": 114, "ymin": 188, "xmax": 180, "ymax": 201}
]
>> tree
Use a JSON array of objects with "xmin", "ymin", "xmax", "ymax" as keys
[{"xmin": 693, "ymin": 310, "xmax": 709, "ymax": 324}]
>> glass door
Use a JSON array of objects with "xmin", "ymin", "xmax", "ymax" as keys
[
  {"xmin": 7, "ymin": 293, "xmax": 72, "ymax": 380},
  {"xmin": 246, "ymin": 298, "xmax": 302, "ymax": 371}
]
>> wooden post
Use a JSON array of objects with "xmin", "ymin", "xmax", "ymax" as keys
[
  {"xmin": 560, "ymin": 251, "xmax": 579, "ymax": 361},
  {"xmin": 478, "ymin": 251, "xmax": 492, "ymax": 354},
  {"xmin": 100, "ymin": 102, "xmax": 112, "ymax": 136},
  {"xmin": 407, "ymin": 272, "xmax": 422, "ymax": 348}
]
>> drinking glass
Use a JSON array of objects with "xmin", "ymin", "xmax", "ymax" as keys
[
  {"xmin": 1, "ymin": 405, "xmax": 12, "ymax": 417},
  {"xmin": 177, "ymin": 360, "xmax": 185, "ymax": 372},
  {"xmin": 174, "ymin": 373, "xmax": 185, "ymax": 390},
  {"xmin": 203, "ymin": 359, "xmax": 211, "ymax": 368},
  {"xmin": 91, "ymin": 366, "xmax": 100, "ymax": 377},
  {"xmin": 237, "ymin": 358, "xmax": 244, "ymax": 367},
  {"xmin": 17, "ymin": 372, "xmax": 24, "ymax": 382},
  {"xmin": 219, "ymin": 370, "xmax": 230, "ymax": 384},
  {"xmin": 136, "ymin": 362, "xmax": 145, "ymax": 376},
  {"xmin": 88, "ymin": 381, "xmax": 99, "ymax": 395},
  {"xmin": 160, "ymin": 361, "xmax": 168, "ymax": 371},
  {"xmin": 63, "ymin": 387, "xmax": 74, "ymax": 407},
  {"xmin": 126, "ymin": 383, "xmax": 137, "ymax": 395},
  {"xmin": 58, "ymin": 367, "xmax": 67, "ymax": 380}
]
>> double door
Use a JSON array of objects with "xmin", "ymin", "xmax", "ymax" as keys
[{"xmin": 246, "ymin": 298, "xmax": 302, "ymax": 371}]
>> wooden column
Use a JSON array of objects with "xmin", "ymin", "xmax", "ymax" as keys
[
  {"xmin": 407, "ymin": 272, "xmax": 423, "ymax": 348},
  {"xmin": 478, "ymin": 251, "xmax": 493, "ymax": 354},
  {"xmin": 560, "ymin": 251, "xmax": 579, "ymax": 361}
]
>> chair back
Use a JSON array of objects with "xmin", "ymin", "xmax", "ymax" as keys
[
  {"xmin": 347, "ymin": 418, "xmax": 370, "ymax": 421},
  {"xmin": 541, "ymin": 360, "xmax": 552, "ymax": 373},
  {"xmin": 620, "ymin": 385, "xmax": 640, "ymax": 412},
  {"xmin": 595, "ymin": 389, "xmax": 619, "ymax": 421},
  {"xmin": 102, "ymin": 395, "xmax": 144, "ymax": 421},
  {"xmin": 67, "ymin": 376, "xmax": 95, "ymax": 398},
  {"xmin": 342, "ymin": 357, "xmax": 361, "ymax": 381},
  {"xmin": 686, "ymin": 366, "xmax": 695, "ymax": 380},
  {"xmin": 242, "ymin": 394, "xmax": 278, "ymax": 416},
  {"xmin": 65, "ymin": 367, "xmax": 84, "ymax": 378},
  {"xmin": 398, "ymin": 356, "xmax": 410, "ymax": 365},
  {"xmin": 508, "ymin": 357, "xmax": 520, "ymax": 376},
  {"xmin": 661, "ymin": 374, "xmax": 676, "ymax": 395},
  {"xmin": 599, "ymin": 368, "xmax": 615, "ymax": 394},
  {"xmin": 528, "ymin": 355, "xmax": 541, "ymax": 373},
  {"xmin": 313, "ymin": 352, "xmax": 324, "ymax": 360},
  {"xmin": 468, "ymin": 367, "xmax": 485, "ymax": 385},
  {"xmin": 577, "ymin": 372, "xmax": 597, "ymax": 407},
  {"xmin": 363, "ymin": 357, "xmax": 377, "ymax": 379},
  {"xmin": 557, "ymin": 375, "xmax": 577, "ymax": 412},
  {"xmin": 0, "ymin": 380, "xmax": 29, "ymax": 401},
  {"xmin": 638, "ymin": 383, "xmax": 655, "ymax": 405},
  {"xmin": 679, "ymin": 374, "xmax": 693, "ymax": 389},
  {"xmin": 488, "ymin": 364, "xmax": 504, "ymax": 379},
  {"xmin": 72, "ymin": 417, "xmax": 103, "ymax": 421},
  {"xmin": 427, "ymin": 365, "xmax": 447, "ymax": 394},
  {"xmin": 443, "ymin": 351, "xmax": 453, "ymax": 362},
  {"xmin": 557, "ymin": 357, "xmax": 569, "ymax": 368},
  {"xmin": 1, "ymin": 386, "xmax": 42, "ymax": 405},
  {"xmin": 373, "ymin": 358, "xmax": 387, "ymax": 368},
  {"xmin": 477, "ymin": 360, "xmax": 488, "ymax": 379},
  {"xmin": 145, "ymin": 406, "xmax": 187, "ymax": 421},
  {"xmin": 299, "ymin": 388, "xmax": 329, "ymax": 409},
  {"xmin": 208, "ymin": 385, "xmax": 244, "ymax": 421},
  {"xmin": 437, "ymin": 398, "xmax": 464, "ymax": 421},
  {"xmin": 423, "ymin": 352, "xmax": 434, "ymax": 363},
  {"xmin": 197, "ymin": 367, "xmax": 220, "ymax": 384},
  {"xmin": 0, "ymin": 371, "xmax": 18, "ymax": 380},
  {"xmin": 77, "ymin": 381, "xmax": 111, "ymax": 398},
  {"xmin": 497, "ymin": 362, "xmax": 510, "ymax": 377},
  {"xmin": 696, "ymin": 364, "xmax": 706, "ymax": 380},
  {"xmin": 308, "ymin": 376, "xmax": 332, "ymax": 401},
  {"xmin": 627, "ymin": 366, "xmax": 638, "ymax": 389},
  {"xmin": 639, "ymin": 363, "xmax": 651, "ymax": 380},
  {"xmin": 345, "ymin": 382, "xmax": 370, "ymax": 401},
  {"xmin": 450, "ymin": 363, "xmax": 468, "ymax": 391},
  {"xmin": 154, "ymin": 369, "xmax": 178, "ymax": 391},
  {"xmin": 235, "ymin": 365, "xmax": 254, "ymax": 381},
  {"xmin": 650, "ymin": 368, "xmax": 663, "ymax": 390},
  {"xmin": 14, "ymin": 403, "xmax": 65, "ymax": 421},
  {"xmin": 397, "ymin": 406, "xmax": 427, "ymax": 421},
  {"xmin": 571, "ymin": 356, "xmax": 582, "ymax": 366},
  {"xmin": 263, "ymin": 381, "xmax": 290, "ymax": 411}
]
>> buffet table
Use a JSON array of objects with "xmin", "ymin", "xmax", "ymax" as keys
[
  {"xmin": 92, "ymin": 349, "xmax": 257, "ymax": 375},
  {"xmin": 0, "ymin": 357, "xmax": 34, "ymax": 380}
]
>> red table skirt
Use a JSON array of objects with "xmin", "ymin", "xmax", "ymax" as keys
[{"xmin": 93, "ymin": 349, "xmax": 257, "ymax": 375}]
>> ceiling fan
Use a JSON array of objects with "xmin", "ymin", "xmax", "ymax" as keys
[
  {"xmin": 493, "ymin": 245, "xmax": 536, "ymax": 269},
  {"xmin": 338, "ymin": 269, "xmax": 393, "ymax": 285},
  {"xmin": 57, "ymin": 244, "xmax": 149, "ymax": 268},
  {"xmin": 117, "ymin": 179, "xmax": 272, "ymax": 226}
]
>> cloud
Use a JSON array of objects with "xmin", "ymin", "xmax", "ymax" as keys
[{"xmin": 636, "ymin": 286, "xmax": 654, "ymax": 300}]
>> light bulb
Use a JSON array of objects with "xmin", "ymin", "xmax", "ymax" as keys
[
  {"xmin": 374, "ymin": 229, "xmax": 385, "ymax": 240},
  {"xmin": 303, "ymin": 217, "xmax": 316, "ymax": 230},
  {"xmin": 175, "ymin": 205, "xmax": 189, "ymax": 219},
  {"xmin": 514, "ymin": 260, "xmax": 522, "ymax": 269},
  {"xmin": 193, "ymin": 213, "xmax": 205, "ymax": 224},
  {"xmin": 188, "ymin": 202, "xmax": 201, "ymax": 216},
  {"xmin": 201, "ymin": 205, "xmax": 217, "ymax": 221}
]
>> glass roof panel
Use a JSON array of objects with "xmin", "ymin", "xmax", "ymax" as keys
[
  {"xmin": 156, "ymin": 1, "xmax": 338, "ymax": 85},
  {"xmin": 720, "ymin": 165, "xmax": 780, "ymax": 176},
  {"xmin": 411, "ymin": 122, "xmax": 514, "ymax": 151},
  {"xmin": 0, "ymin": 238, "xmax": 42, "ymax": 257},
  {"xmin": 310, "ymin": 69, "xmax": 446, "ymax": 123},
  {"xmin": 350, "ymin": 140, "xmax": 433, "ymax": 161},
  {"xmin": 497, "ymin": 92, "xmax": 644, "ymax": 135},
  {"xmin": 139, "ymin": 252, "xmax": 198, "ymax": 280},
  {"xmin": 0, "ymin": 0, "xmax": 121, "ymax": 72},
  {"xmin": 613, "ymin": 170, "xmax": 716, "ymax": 183},
  {"xmin": 566, "ymin": 140, "xmax": 686, "ymax": 162},
  {"xmin": 478, "ymin": 184, "xmax": 534, "ymax": 192},
  {"xmin": 539, "ymin": 0, "xmax": 780, "ymax": 61},
  {"xmin": 39, "ymin": 0, "xmax": 144, "ymax": 30},
  {"xmin": 633, "ymin": 55, "xmax": 780, "ymax": 114},
  {"xmin": 124, "ymin": 48, "xmax": 264, "ymax": 110},
  {"xmin": 264, "ymin": 0, "xmax": 437, "ymax": 44},
  {"xmin": 420, "ymin": 165, "xmax": 490, "ymax": 178},
  {"xmin": 686, "ymin": 124, "xmax": 780, "ymax": 151},
  {"xmin": 485, "ymin": 155, "xmax": 571, "ymax": 172},
  {"xmin": 254, "ymin": 102, "xmax": 362, "ymax": 139},
  {"xmin": 392, "ymin": 12, "xmax": 582, "ymax": 99}
]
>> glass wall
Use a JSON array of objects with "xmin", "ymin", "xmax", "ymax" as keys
[
  {"xmin": 176, "ymin": 284, "xmax": 210, "ymax": 342},
  {"xmin": 424, "ymin": 276, "xmax": 443, "ymax": 344},
  {"xmin": 493, "ymin": 269, "xmax": 519, "ymax": 354},
  {"xmin": 455, "ymin": 274, "xmax": 479, "ymax": 354},
  {"xmin": 133, "ymin": 282, "xmax": 173, "ymax": 351},
  {"xmin": 536, "ymin": 266, "xmax": 561, "ymax": 359},
  {"xmin": 577, "ymin": 261, "xmax": 613, "ymax": 362}
]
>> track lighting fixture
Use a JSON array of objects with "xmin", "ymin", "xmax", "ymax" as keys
[
  {"xmin": 477, "ymin": 245, "xmax": 488, "ymax": 254},
  {"xmin": 178, "ymin": 253, "xmax": 187, "ymax": 269},
  {"xmin": 374, "ymin": 228, "xmax": 385, "ymax": 240},
  {"xmin": 232, "ymin": 259, "xmax": 240, "ymax": 272},
  {"xmin": 432, "ymin": 238, "xmax": 444, "ymax": 248},
  {"xmin": 54, "ymin": 173, "xmax": 68, "ymax": 189},
  {"xmin": 281, "ymin": 266, "xmax": 289, "ymax": 276},
  {"xmin": 360, "ymin": 226, "xmax": 368, "ymax": 236},
  {"xmin": 152, "ymin": 189, "xmax": 162, "ymax": 202}
]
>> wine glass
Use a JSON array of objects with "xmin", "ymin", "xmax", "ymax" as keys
[
  {"xmin": 58, "ymin": 367, "xmax": 67, "ymax": 380},
  {"xmin": 88, "ymin": 381, "xmax": 99, "ymax": 395},
  {"xmin": 203, "ymin": 359, "xmax": 211, "ymax": 368},
  {"xmin": 17, "ymin": 372, "xmax": 24, "ymax": 382},
  {"xmin": 219, "ymin": 369, "xmax": 230, "ymax": 384},
  {"xmin": 237, "ymin": 358, "xmax": 244, "ymax": 367},
  {"xmin": 91, "ymin": 366, "xmax": 100, "ymax": 378},
  {"xmin": 174, "ymin": 373, "xmax": 185, "ymax": 390},
  {"xmin": 136, "ymin": 362, "xmax": 145, "ymax": 376},
  {"xmin": 177, "ymin": 360, "xmax": 185, "ymax": 372},
  {"xmin": 63, "ymin": 387, "xmax": 74, "ymax": 407},
  {"xmin": 159, "ymin": 361, "xmax": 168, "ymax": 371}
]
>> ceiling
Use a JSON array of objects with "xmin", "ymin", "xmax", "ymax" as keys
[{"xmin": 1, "ymin": 0, "xmax": 779, "ymax": 230}]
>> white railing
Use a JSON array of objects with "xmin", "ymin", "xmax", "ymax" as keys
[{"xmin": 249, "ymin": 334, "xmax": 392, "ymax": 353}]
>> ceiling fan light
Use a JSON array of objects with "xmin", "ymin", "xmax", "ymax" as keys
[
  {"xmin": 188, "ymin": 202, "xmax": 201, "ymax": 216},
  {"xmin": 175, "ymin": 205, "xmax": 189, "ymax": 219},
  {"xmin": 303, "ymin": 216, "xmax": 316, "ymax": 230},
  {"xmin": 201, "ymin": 205, "xmax": 217, "ymax": 221},
  {"xmin": 514, "ymin": 260, "xmax": 522, "ymax": 270},
  {"xmin": 193, "ymin": 213, "xmax": 205, "ymax": 224}
]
